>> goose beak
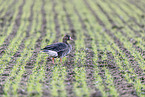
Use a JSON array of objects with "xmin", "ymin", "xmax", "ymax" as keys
[{"xmin": 70, "ymin": 37, "xmax": 73, "ymax": 41}]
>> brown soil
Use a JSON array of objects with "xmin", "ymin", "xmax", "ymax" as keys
[
  {"xmin": 0, "ymin": 0, "xmax": 26, "ymax": 95},
  {"xmin": 0, "ymin": 0, "xmax": 144, "ymax": 97}
]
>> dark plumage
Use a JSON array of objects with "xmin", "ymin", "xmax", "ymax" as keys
[{"xmin": 41, "ymin": 35, "xmax": 73, "ymax": 64}]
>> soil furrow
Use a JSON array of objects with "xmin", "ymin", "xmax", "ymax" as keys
[
  {"xmin": 0, "ymin": 1, "xmax": 35, "ymax": 96},
  {"xmin": 73, "ymin": 1, "xmax": 107, "ymax": 95},
  {"xmin": 79, "ymin": 3, "xmax": 107, "ymax": 94},
  {"xmin": 15, "ymin": 0, "xmax": 34, "ymax": 56},
  {"xmin": 0, "ymin": 0, "xmax": 11, "ymax": 15},
  {"xmin": 25, "ymin": 0, "xmax": 46, "ymax": 69},
  {"xmin": 97, "ymin": 50, "xmax": 112, "ymax": 97},
  {"xmin": 0, "ymin": 0, "xmax": 20, "ymax": 56},
  {"xmin": 99, "ymin": 1, "xmax": 145, "ymax": 58},
  {"xmin": 110, "ymin": 2, "xmax": 144, "ymax": 31},
  {"xmin": 96, "ymin": 2, "xmax": 145, "ymax": 59},
  {"xmin": 61, "ymin": 0, "xmax": 76, "ymax": 96},
  {"xmin": 1, "ymin": 0, "xmax": 34, "ymax": 80},
  {"xmin": 129, "ymin": 1, "xmax": 145, "ymax": 12},
  {"xmin": 106, "ymin": 51, "xmax": 138, "ymax": 97},
  {"xmin": 51, "ymin": 0, "xmax": 60, "ymax": 43},
  {"xmin": 16, "ymin": 1, "xmax": 35, "ymax": 95},
  {"xmin": 92, "ymin": 1, "xmax": 144, "ymax": 76},
  {"xmin": 24, "ymin": 0, "xmax": 46, "ymax": 75},
  {"xmin": 104, "ymin": 1, "xmax": 142, "ymax": 35},
  {"xmin": 73, "ymin": 4, "xmax": 102, "ymax": 96},
  {"xmin": 119, "ymin": 30, "xmax": 144, "ymax": 57},
  {"xmin": 1, "ymin": 0, "xmax": 145, "ymax": 96},
  {"xmin": 84, "ymin": 0, "xmax": 142, "ymax": 96},
  {"xmin": 62, "ymin": 0, "xmax": 74, "ymax": 31},
  {"xmin": 95, "ymin": 3, "xmax": 116, "ymax": 26},
  {"xmin": 0, "ymin": 0, "xmax": 26, "ymax": 95},
  {"xmin": 25, "ymin": 2, "xmax": 34, "ymax": 37},
  {"xmin": 0, "ymin": 0, "xmax": 17, "ymax": 30},
  {"xmin": 126, "ymin": 0, "xmax": 145, "ymax": 13},
  {"xmin": 1, "ymin": 0, "xmax": 25, "ymax": 55},
  {"xmin": 42, "ymin": 58, "xmax": 52, "ymax": 96},
  {"xmin": 13, "ymin": 0, "xmax": 47, "ymax": 95},
  {"xmin": 0, "ymin": 1, "xmax": 25, "ymax": 74},
  {"xmin": 107, "ymin": 0, "xmax": 143, "ymax": 36}
]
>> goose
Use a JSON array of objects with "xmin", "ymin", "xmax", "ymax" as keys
[{"xmin": 41, "ymin": 35, "xmax": 73, "ymax": 64}]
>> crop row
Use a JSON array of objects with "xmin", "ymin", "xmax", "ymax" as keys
[
  {"xmin": 87, "ymin": 0, "xmax": 145, "ymax": 96},
  {"xmin": 0, "ymin": 0, "xmax": 145, "ymax": 96}
]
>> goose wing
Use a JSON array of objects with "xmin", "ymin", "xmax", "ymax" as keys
[{"xmin": 41, "ymin": 42, "xmax": 68, "ymax": 52}]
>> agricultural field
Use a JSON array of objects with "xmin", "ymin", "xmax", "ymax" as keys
[{"xmin": 0, "ymin": 0, "xmax": 145, "ymax": 96}]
